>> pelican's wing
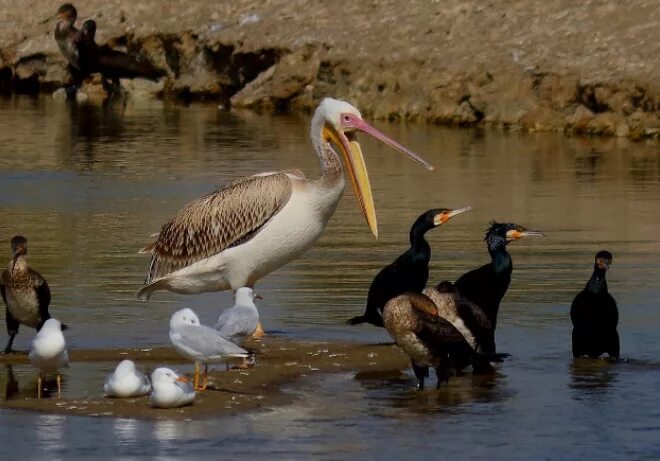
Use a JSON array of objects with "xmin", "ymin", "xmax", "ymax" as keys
[
  {"xmin": 175, "ymin": 325, "xmax": 249, "ymax": 360},
  {"xmin": 145, "ymin": 173, "xmax": 293, "ymax": 282},
  {"xmin": 216, "ymin": 307, "xmax": 259, "ymax": 340}
]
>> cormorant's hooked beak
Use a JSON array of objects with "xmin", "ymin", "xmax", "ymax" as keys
[
  {"xmin": 433, "ymin": 206, "xmax": 472, "ymax": 225},
  {"xmin": 323, "ymin": 118, "xmax": 434, "ymax": 239},
  {"xmin": 506, "ymin": 229, "xmax": 545, "ymax": 241}
]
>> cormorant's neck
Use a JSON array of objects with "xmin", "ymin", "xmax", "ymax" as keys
[
  {"xmin": 10, "ymin": 255, "xmax": 27, "ymax": 272},
  {"xmin": 487, "ymin": 238, "xmax": 511, "ymax": 274},
  {"xmin": 587, "ymin": 267, "xmax": 608, "ymax": 294},
  {"xmin": 410, "ymin": 223, "xmax": 433, "ymax": 254}
]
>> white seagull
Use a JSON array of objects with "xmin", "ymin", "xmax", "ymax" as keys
[
  {"xmin": 137, "ymin": 97, "xmax": 434, "ymax": 300},
  {"xmin": 29, "ymin": 318, "xmax": 68, "ymax": 399},
  {"xmin": 104, "ymin": 359, "xmax": 152, "ymax": 398},
  {"xmin": 216, "ymin": 287, "xmax": 262, "ymax": 345},
  {"xmin": 149, "ymin": 367, "xmax": 195, "ymax": 409},
  {"xmin": 169, "ymin": 308, "xmax": 250, "ymax": 390}
]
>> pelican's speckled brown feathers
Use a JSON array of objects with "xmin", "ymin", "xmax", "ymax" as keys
[{"xmin": 144, "ymin": 173, "xmax": 293, "ymax": 284}]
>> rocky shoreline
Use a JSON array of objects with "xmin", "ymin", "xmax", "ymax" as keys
[{"xmin": 1, "ymin": 0, "xmax": 658, "ymax": 139}]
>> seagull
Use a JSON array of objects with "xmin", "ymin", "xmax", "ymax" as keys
[
  {"xmin": 149, "ymin": 367, "xmax": 195, "ymax": 409},
  {"xmin": 29, "ymin": 318, "xmax": 68, "ymax": 398},
  {"xmin": 137, "ymin": 98, "xmax": 434, "ymax": 300},
  {"xmin": 1, "ymin": 236, "xmax": 54, "ymax": 354},
  {"xmin": 104, "ymin": 359, "xmax": 152, "ymax": 398},
  {"xmin": 169, "ymin": 308, "xmax": 250, "ymax": 390},
  {"xmin": 216, "ymin": 287, "xmax": 262, "ymax": 345}
]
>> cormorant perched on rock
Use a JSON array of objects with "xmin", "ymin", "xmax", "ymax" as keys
[
  {"xmin": 347, "ymin": 207, "xmax": 471, "ymax": 327},
  {"xmin": 0, "ymin": 236, "xmax": 52, "ymax": 354},
  {"xmin": 54, "ymin": 3, "xmax": 82, "ymax": 86},
  {"xmin": 571, "ymin": 251, "xmax": 619, "ymax": 359},
  {"xmin": 74, "ymin": 19, "xmax": 163, "ymax": 86},
  {"xmin": 454, "ymin": 222, "xmax": 543, "ymax": 335}
]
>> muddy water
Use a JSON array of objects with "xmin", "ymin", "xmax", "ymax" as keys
[{"xmin": 1, "ymin": 95, "xmax": 660, "ymax": 459}]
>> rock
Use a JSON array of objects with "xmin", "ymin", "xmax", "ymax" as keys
[
  {"xmin": 231, "ymin": 51, "xmax": 320, "ymax": 109},
  {"xmin": 120, "ymin": 78, "xmax": 166, "ymax": 100},
  {"xmin": 566, "ymin": 105, "xmax": 595, "ymax": 132},
  {"xmin": 535, "ymin": 73, "xmax": 578, "ymax": 109},
  {"xmin": 587, "ymin": 112, "xmax": 627, "ymax": 136},
  {"xmin": 519, "ymin": 105, "xmax": 565, "ymax": 132}
]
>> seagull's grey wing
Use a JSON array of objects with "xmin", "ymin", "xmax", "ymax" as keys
[
  {"xmin": 216, "ymin": 307, "xmax": 259, "ymax": 339},
  {"xmin": 177, "ymin": 324, "xmax": 249, "ymax": 359}
]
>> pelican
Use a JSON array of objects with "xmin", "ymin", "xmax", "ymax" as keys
[{"xmin": 137, "ymin": 98, "xmax": 434, "ymax": 300}]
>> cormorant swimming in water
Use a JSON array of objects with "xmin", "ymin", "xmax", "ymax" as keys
[
  {"xmin": 571, "ymin": 251, "xmax": 619, "ymax": 359},
  {"xmin": 0, "ymin": 236, "xmax": 53, "ymax": 354},
  {"xmin": 454, "ymin": 222, "xmax": 543, "ymax": 338},
  {"xmin": 347, "ymin": 207, "xmax": 471, "ymax": 327}
]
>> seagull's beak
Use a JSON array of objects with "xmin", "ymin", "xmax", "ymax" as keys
[
  {"xmin": 433, "ymin": 206, "xmax": 472, "ymax": 226},
  {"xmin": 323, "ymin": 120, "xmax": 434, "ymax": 239}
]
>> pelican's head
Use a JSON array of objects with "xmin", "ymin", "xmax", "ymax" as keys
[
  {"xmin": 114, "ymin": 359, "xmax": 137, "ymax": 377},
  {"xmin": 314, "ymin": 98, "xmax": 435, "ymax": 239},
  {"xmin": 56, "ymin": 3, "xmax": 77, "ymax": 26},
  {"xmin": 170, "ymin": 308, "xmax": 201, "ymax": 330}
]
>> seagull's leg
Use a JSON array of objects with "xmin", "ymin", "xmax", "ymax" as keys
[
  {"xmin": 193, "ymin": 362, "xmax": 200, "ymax": 390},
  {"xmin": 37, "ymin": 373, "xmax": 42, "ymax": 399},
  {"xmin": 200, "ymin": 364, "xmax": 208, "ymax": 391},
  {"xmin": 56, "ymin": 373, "xmax": 62, "ymax": 399}
]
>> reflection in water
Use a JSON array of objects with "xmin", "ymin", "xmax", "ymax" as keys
[
  {"xmin": 4, "ymin": 365, "xmax": 19, "ymax": 400},
  {"xmin": 569, "ymin": 359, "xmax": 617, "ymax": 394},
  {"xmin": 0, "ymin": 96, "xmax": 659, "ymax": 460},
  {"xmin": 35, "ymin": 414, "xmax": 67, "ymax": 454}
]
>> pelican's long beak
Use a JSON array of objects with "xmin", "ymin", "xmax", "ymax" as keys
[
  {"xmin": 323, "ymin": 121, "xmax": 434, "ymax": 239},
  {"xmin": 176, "ymin": 375, "xmax": 190, "ymax": 383}
]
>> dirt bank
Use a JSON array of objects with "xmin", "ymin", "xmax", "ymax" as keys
[
  {"xmin": 0, "ymin": 337, "xmax": 409, "ymax": 420},
  {"xmin": 0, "ymin": 0, "xmax": 658, "ymax": 139}
]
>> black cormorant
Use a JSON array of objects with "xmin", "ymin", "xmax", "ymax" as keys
[
  {"xmin": 347, "ymin": 207, "xmax": 471, "ymax": 327},
  {"xmin": 571, "ymin": 251, "xmax": 619, "ymax": 359},
  {"xmin": 0, "ymin": 236, "xmax": 53, "ymax": 354},
  {"xmin": 454, "ymin": 222, "xmax": 543, "ymax": 335}
]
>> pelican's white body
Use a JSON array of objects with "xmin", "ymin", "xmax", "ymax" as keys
[
  {"xmin": 149, "ymin": 368, "xmax": 195, "ymax": 409},
  {"xmin": 104, "ymin": 360, "xmax": 151, "ymax": 398},
  {"xmin": 155, "ymin": 174, "xmax": 344, "ymax": 294},
  {"xmin": 29, "ymin": 318, "xmax": 68, "ymax": 374}
]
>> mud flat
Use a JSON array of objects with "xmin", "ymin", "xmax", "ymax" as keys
[
  {"xmin": 0, "ymin": 0, "xmax": 658, "ymax": 139},
  {"xmin": 0, "ymin": 337, "xmax": 409, "ymax": 420}
]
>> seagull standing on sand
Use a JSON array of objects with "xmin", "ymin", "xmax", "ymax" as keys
[
  {"xmin": 104, "ymin": 359, "xmax": 152, "ymax": 398},
  {"xmin": 138, "ymin": 98, "xmax": 435, "ymax": 301},
  {"xmin": 216, "ymin": 287, "xmax": 263, "ymax": 345},
  {"xmin": 150, "ymin": 367, "xmax": 195, "ymax": 409},
  {"xmin": 1, "ymin": 236, "xmax": 54, "ymax": 354},
  {"xmin": 29, "ymin": 318, "xmax": 68, "ymax": 398},
  {"xmin": 169, "ymin": 308, "xmax": 250, "ymax": 390}
]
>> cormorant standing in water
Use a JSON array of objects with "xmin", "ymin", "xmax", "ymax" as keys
[
  {"xmin": 454, "ymin": 222, "xmax": 543, "ymax": 334},
  {"xmin": 571, "ymin": 251, "xmax": 619, "ymax": 359},
  {"xmin": 0, "ymin": 237, "xmax": 53, "ymax": 354},
  {"xmin": 347, "ymin": 207, "xmax": 471, "ymax": 327}
]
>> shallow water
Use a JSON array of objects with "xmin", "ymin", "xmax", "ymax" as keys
[{"xmin": 1, "ymin": 95, "xmax": 659, "ymax": 459}]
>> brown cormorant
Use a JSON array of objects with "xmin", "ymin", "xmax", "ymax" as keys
[
  {"xmin": 347, "ymin": 207, "xmax": 471, "ymax": 327},
  {"xmin": 0, "ymin": 236, "xmax": 53, "ymax": 354},
  {"xmin": 571, "ymin": 251, "xmax": 619, "ymax": 359}
]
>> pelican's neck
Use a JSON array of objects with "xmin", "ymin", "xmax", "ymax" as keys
[{"xmin": 311, "ymin": 113, "xmax": 344, "ymax": 183}]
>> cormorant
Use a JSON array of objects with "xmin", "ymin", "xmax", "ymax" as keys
[
  {"xmin": 571, "ymin": 251, "xmax": 619, "ymax": 359},
  {"xmin": 347, "ymin": 207, "xmax": 471, "ymax": 327},
  {"xmin": 54, "ymin": 4, "xmax": 82, "ymax": 86},
  {"xmin": 0, "ymin": 236, "xmax": 53, "ymax": 354},
  {"xmin": 383, "ymin": 291, "xmax": 476, "ymax": 389},
  {"xmin": 454, "ymin": 222, "xmax": 543, "ymax": 335}
]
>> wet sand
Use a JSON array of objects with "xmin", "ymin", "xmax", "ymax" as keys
[{"xmin": 0, "ymin": 337, "xmax": 409, "ymax": 420}]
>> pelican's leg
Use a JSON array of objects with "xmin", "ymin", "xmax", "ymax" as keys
[
  {"xmin": 37, "ymin": 373, "xmax": 42, "ymax": 399},
  {"xmin": 56, "ymin": 373, "xmax": 62, "ymax": 399},
  {"xmin": 193, "ymin": 362, "xmax": 200, "ymax": 390}
]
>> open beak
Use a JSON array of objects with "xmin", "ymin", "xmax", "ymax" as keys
[
  {"xmin": 434, "ymin": 206, "xmax": 472, "ymax": 225},
  {"xmin": 323, "ymin": 121, "xmax": 434, "ymax": 239}
]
